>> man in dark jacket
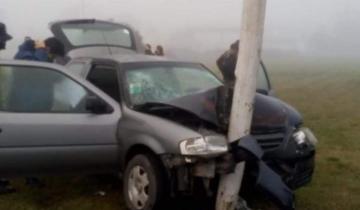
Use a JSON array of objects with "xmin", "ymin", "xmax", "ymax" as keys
[
  {"xmin": 216, "ymin": 40, "xmax": 240, "ymax": 126},
  {"xmin": 0, "ymin": 23, "xmax": 12, "ymax": 51},
  {"xmin": 217, "ymin": 40, "xmax": 240, "ymax": 86},
  {"xmin": 44, "ymin": 37, "xmax": 69, "ymax": 65}
]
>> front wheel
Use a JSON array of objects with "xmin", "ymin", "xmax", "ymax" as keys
[{"xmin": 123, "ymin": 154, "xmax": 167, "ymax": 210}]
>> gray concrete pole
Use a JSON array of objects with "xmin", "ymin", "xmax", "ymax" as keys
[{"xmin": 216, "ymin": 0, "xmax": 267, "ymax": 210}]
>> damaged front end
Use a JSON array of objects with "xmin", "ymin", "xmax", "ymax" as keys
[
  {"xmin": 159, "ymin": 135, "xmax": 295, "ymax": 210},
  {"xmin": 133, "ymin": 86, "xmax": 316, "ymax": 209}
]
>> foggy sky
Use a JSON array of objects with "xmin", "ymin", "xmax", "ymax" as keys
[{"xmin": 1, "ymin": 0, "xmax": 359, "ymax": 63}]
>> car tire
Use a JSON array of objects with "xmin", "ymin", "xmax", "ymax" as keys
[{"xmin": 123, "ymin": 153, "xmax": 167, "ymax": 210}]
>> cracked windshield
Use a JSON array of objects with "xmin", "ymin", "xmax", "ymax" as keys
[{"xmin": 125, "ymin": 63, "xmax": 222, "ymax": 105}]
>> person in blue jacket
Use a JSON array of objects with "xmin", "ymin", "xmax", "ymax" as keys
[
  {"xmin": 12, "ymin": 38, "xmax": 51, "ymax": 188},
  {"xmin": 14, "ymin": 38, "xmax": 49, "ymax": 62}
]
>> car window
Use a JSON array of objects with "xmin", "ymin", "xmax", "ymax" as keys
[
  {"xmin": 66, "ymin": 62, "xmax": 86, "ymax": 77},
  {"xmin": 61, "ymin": 22, "xmax": 132, "ymax": 48},
  {"xmin": 87, "ymin": 65, "xmax": 121, "ymax": 102},
  {"xmin": 124, "ymin": 63, "xmax": 222, "ymax": 105},
  {"xmin": 0, "ymin": 65, "xmax": 90, "ymax": 113}
]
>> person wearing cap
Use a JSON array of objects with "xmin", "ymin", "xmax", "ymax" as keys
[{"xmin": 0, "ymin": 22, "xmax": 12, "ymax": 51}]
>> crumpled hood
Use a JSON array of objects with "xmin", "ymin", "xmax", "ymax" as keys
[{"xmin": 155, "ymin": 86, "xmax": 292, "ymax": 130}]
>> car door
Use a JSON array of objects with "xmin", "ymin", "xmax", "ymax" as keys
[{"xmin": 0, "ymin": 61, "xmax": 121, "ymax": 176}]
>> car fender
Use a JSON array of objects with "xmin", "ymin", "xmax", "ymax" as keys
[{"xmin": 120, "ymin": 134, "xmax": 167, "ymax": 167}]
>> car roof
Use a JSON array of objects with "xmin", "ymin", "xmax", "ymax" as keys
[
  {"xmin": 0, "ymin": 60, "xmax": 67, "ymax": 70},
  {"xmin": 0, "ymin": 60, "xmax": 83, "ymax": 79},
  {"xmin": 73, "ymin": 53, "xmax": 199, "ymax": 65}
]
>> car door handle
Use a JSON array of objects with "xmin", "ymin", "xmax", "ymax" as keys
[{"xmin": 0, "ymin": 128, "xmax": 2, "ymax": 133}]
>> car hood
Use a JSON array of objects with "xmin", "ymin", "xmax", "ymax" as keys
[{"xmin": 137, "ymin": 86, "xmax": 302, "ymax": 131}]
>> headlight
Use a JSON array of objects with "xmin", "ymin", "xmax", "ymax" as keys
[
  {"xmin": 179, "ymin": 136, "xmax": 228, "ymax": 157},
  {"xmin": 303, "ymin": 128, "xmax": 318, "ymax": 146},
  {"xmin": 293, "ymin": 128, "xmax": 318, "ymax": 147},
  {"xmin": 293, "ymin": 130, "xmax": 307, "ymax": 145}
]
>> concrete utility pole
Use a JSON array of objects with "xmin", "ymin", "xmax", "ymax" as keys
[{"xmin": 216, "ymin": 0, "xmax": 267, "ymax": 210}]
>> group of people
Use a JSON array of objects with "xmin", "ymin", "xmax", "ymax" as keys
[
  {"xmin": 14, "ymin": 37, "xmax": 69, "ymax": 65},
  {"xmin": 0, "ymin": 22, "xmax": 68, "ymax": 66},
  {"xmin": 145, "ymin": 44, "xmax": 165, "ymax": 56}
]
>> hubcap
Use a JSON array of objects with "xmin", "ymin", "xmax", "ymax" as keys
[{"xmin": 128, "ymin": 165, "xmax": 150, "ymax": 210}]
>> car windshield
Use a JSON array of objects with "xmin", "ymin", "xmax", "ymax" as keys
[
  {"xmin": 60, "ymin": 22, "xmax": 133, "ymax": 48},
  {"xmin": 124, "ymin": 62, "xmax": 222, "ymax": 106}
]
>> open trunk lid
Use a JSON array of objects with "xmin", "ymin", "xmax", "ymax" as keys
[{"xmin": 49, "ymin": 19, "xmax": 144, "ymax": 55}]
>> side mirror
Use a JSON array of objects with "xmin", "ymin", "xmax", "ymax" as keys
[{"xmin": 85, "ymin": 96, "xmax": 112, "ymax": 114}]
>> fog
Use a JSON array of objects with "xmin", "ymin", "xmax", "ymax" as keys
[{"xmin": 1, "ymin": 0, "xmax": 360, "ymax": 66}]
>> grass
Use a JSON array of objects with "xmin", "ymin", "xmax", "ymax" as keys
[
  {"xmin": 269, "ymin": 60, "xmax": 360, "ymax": 210},
  {"xmin": 0, "ymin": 60, "xmax": 359, "ymax": 210}
]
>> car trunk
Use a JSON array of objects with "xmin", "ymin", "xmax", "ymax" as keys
[{"xmin": 50, "ymin": 19, "xmax": 145, "ymax": 56}]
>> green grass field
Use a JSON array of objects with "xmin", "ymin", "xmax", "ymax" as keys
[
  {"xmin": 270, "ymin": 60, "xmax": 360, "ymax": 210},
  {"xmin": 0, "ymin": 60, "xmax": 359, "ymax": 210}
]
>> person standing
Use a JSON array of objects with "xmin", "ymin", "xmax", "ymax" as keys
[
  {"xmin": 216, "ymin": 40, "xmax": 240, "ymax": 86},
  {"xmin": 144, "ymin": 44, "xmax": 153, "ymax": 55},
  {"xmin": 0, "ymin": 22, "xmax": 16, "ymax": 194},
  {"xmin": 44, "ymin": 37, "xmax": 69, "ymax": 65},
  {"xmin": 155, "ymin": 45, "xmax": 164, "ymax": 56},
  {"xmin": 216, "ymin": 40, "xmax": 240, "ymax": 127},
  {"xmin": 0, "ymin": 22, "xmax": 12, "ymax": 52},
  {"xmin": 13, "ymin": 37, "xmax": 51, "ymax": 188}
]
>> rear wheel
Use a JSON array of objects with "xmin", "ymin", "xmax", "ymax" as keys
[{"xmin": 123, "ymin": 154, "xmax": 167, "ymax": 210}]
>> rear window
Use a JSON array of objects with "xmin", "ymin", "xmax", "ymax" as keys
[{"xmin": 60, "ymin": 22, "xmax": 132, "ymax": 48}]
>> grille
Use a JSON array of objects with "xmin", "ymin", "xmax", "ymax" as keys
[{"xmin": 252, "ymin": 127, "xmax": 285, "ymax": 151}]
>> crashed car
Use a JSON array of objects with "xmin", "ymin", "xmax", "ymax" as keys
[
  {"xmin": 50, "ymin": 19, "xmax": 316, "ymax": 190},
  {"xmin": 66, "ymin": 54, "xmax": 316, "ymax": 206}
]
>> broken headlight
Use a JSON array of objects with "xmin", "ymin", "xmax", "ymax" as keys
[
  {"xmin": 293, "ymin": 128, "xmax": 318, "ymax": 147},
  {"xmin": 179, "ymin": 136, "xmax": 228, "ymax": 157}
]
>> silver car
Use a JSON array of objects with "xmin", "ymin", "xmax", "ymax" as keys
[{"xmin": 0, "ymin": 58, "xmax": 231, "ymax": 210}]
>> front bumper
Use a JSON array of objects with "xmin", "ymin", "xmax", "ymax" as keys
[
  {"xmin": 268, "ymin": 152, "xmax": 315, "ymax": 190},
  {"xmin": 161, "ymin": 136, "xmax": 296, "ymax": 210},
  {"xmin": 254, "ymin": 127, "xmax": 317, "ymax": 189}
]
